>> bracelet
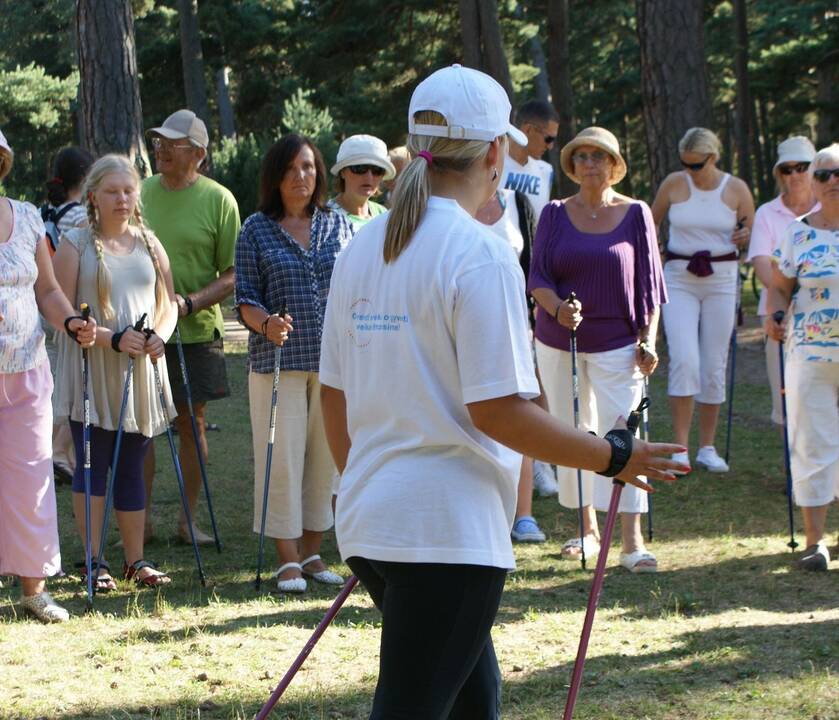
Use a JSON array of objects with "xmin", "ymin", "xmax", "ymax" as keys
[
  {"xmin": 554, "ymin": 304, "xmax": 562, "ymax": 320},
  {"xmin": 261, "ymin": 316, "xmax": 270, "ymax": 336},
  {"xmin": 598, "ymin": 429, "xmax": 634, "ymax": 477},
  {"xmin": 184, "ymin": 295, "xmax": 194, "ymax": 315},
  {"xmin": 111, "ymin": 329, "xmax": 126, "ymax": 353}
]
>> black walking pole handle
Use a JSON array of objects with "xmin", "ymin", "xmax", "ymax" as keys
[
  {"xmin": 133, "ymin": 313, "xmax": 148, "ymax": 332},
  {"xmin": 772, "ymin": 310, "xmax": 785, "ymax": 324},
  {"xmin": 604, "ymin": 397, "xmax": 651, "ymax": 489},
  {"xmin": 80, "ymin": 303, "xmax": 91, "ymax": 322}
]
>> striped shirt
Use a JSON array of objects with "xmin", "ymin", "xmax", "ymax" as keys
[{"xmin": 234, "ymin": 207, "xmax": 353, "ymax": 373}]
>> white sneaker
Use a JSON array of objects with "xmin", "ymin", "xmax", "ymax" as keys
[
  {"xmin": 20, "ymin": 592, "xmax": 69, "ymax": 623},
  {"xmin": 671, "ymin": 451, "xmax": 690, "ymax": 476},
  {"xmin": 695, "ymin": 446, "xmax": 729, "ymax": 473},
  {"xmin": 533, "ymin": 461, "xmax": 558, "ymax": 497}
]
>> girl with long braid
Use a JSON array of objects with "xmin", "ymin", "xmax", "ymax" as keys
[{"xmin": 53, "ymin": 154, "xmax": 179, "ymax": 588}]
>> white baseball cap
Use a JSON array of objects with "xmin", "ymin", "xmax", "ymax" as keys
[
  {"xmin": 408, "ymin": 64, "xmax": 527, "ymax": 147},
  {"xmin": 774, "ymin": 136, "xmax": 816, "ymax": 170},
  {"xmin": 331, "ymin": 134, "xmax": 396, "ymax": 179}
]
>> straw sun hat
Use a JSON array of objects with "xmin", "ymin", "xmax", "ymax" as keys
[{"xmin": 559, "ymin": 126, "xmax": 627, "ymax": 185}]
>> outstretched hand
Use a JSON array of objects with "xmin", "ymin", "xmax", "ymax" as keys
[{"xmin": 610, "ymin": 416, "xmax": 688, "ymax": 491}]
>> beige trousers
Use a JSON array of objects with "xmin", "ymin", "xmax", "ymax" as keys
[{"xmin": 249, "ymin": 370, "xmax": 335, "ymax": 539}]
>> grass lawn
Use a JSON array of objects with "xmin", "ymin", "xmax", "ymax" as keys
[{"xmin": 2, "ymin": 304, "xmax": 838, "ymax": 719}]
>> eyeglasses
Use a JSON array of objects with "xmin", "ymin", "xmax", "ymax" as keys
[
  {"xmin": 813, "ymin": 168, "xmax": 839, "ymax": 183},
  {"xmin": 778, "ymin": 162, "xmax": 810, "ymax": 176},
  {"xmin": 348, "ymin": 164, "xmax": 386, "ymax": 177},
  {"xmin": 151, "ymin": 137, "xmax": 194, "ymax": 151},
  {"xmin": 572, "ymin": 150, "xmax": 610, "ymax": 165},
  {"xmin": 680, "ymin": 155, "xmax": 710, "ymax": 171}
]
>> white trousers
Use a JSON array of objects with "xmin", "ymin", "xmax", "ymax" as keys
[
  {"xmin": 535, "ymin": 341, "xmax": 648, "ymax": 514},
  {"xmin": 761, "ymin": 326, "xmax": 783, "ymax": 426},
  {"xmin": 662, "ymin": 260, "xmax": 737, "ymax": 403},
  {"xmin": 249, "ymin": 370, "xmax": 335, "ymax": 539},
  {"xmin": 785, "ymin": 359, "xmax": 839, "ymax": 507}
]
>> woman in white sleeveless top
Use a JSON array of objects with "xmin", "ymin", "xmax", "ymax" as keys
[{"xmin": 652, "ymin": 128, "xmax": 755, "ymax": 473}]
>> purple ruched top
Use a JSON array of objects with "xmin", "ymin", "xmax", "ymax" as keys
[{"xmin": 527, "ymin": 200, "xmax": 667, "ymax": 353}]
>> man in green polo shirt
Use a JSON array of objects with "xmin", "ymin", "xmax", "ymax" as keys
[{"xmin": 142, "ymin": 109, "xmax": 240, "ymax": 544}]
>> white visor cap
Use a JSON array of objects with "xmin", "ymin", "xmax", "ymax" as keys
[{"xmin": 408, "ymin": 64, "xmax": 527, "ymax": 148}]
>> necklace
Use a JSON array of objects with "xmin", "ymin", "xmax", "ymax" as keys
[{"xmin": 575, "ymin": 195, "xmax": 610, "ymax": 219}]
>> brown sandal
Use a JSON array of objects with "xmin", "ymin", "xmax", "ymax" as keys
[
  {"xmin": 77, "ymin": 560, "xmax": 117, "ymax": 592},
  {"xmin": 123, "ymin": 560, "xmax": 171, "ymax": 587}
]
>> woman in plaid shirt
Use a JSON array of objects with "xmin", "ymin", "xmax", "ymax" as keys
[{"xmin": 235, "ymin": 134, "xmax": 354, "ymax": 594}]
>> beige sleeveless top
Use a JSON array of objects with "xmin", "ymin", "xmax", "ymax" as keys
[{"xmin": 53, "ymin": 227, "xmax": 176, "ymax": 437}]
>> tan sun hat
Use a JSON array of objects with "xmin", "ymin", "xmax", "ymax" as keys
[{"xmin": 560, "ymin": 126, "xmax": 627, "ymax": 185}]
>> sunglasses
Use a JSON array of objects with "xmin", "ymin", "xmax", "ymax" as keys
[
  {"xmin": 348, "ymin": 164, "xmax": 386, "ymax": 177},
  {"xmin": 680, "ymin": 155, "xmax": 710, "ymax": 171},
  {"xmin": 151, "ymin": 137, "xmax": 194, "ymax": 151},
  {"xmin": 544, "ymin": 135, "xmax": 557, "ymax": 145},
  {"xmin": 813, "ymin": 168, "xmax": 839, "ymax": 183},
  {"xmin": 778, "ymin": 162, "xmax": 810, "ymax": 176},
  {"xmin": 572, "ymin": 150, "xmax": 609, "ymax": 164}
]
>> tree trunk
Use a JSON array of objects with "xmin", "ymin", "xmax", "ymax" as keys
[
  {"xmin": 177, "ymin": 0, "xmax": 209, "ymax": 124},
  {"xmin": 458, "ymin": 0, "xmax": 481, "ymax": 70},
  {"xmin": 76, "ymin": 0, "xmax": 150, "ymax": 175},
  {"xmin": 547, "ymin": 0, "xmax": 576, "ymax": 197},
  {"xmin": 635, "ymin": 0, "xmax": 712, "ymax": 190},
  {"xmin": 216, "ymin": 66, "xmax": 237, "ymax": 140},
  {"xmin": 732, "ymin": 0, "xmax": 752, "ymax": 189},
  {"xmin": 815, "ymin": 49, "xmax": 839, "ymax": 149},
  {"xmin": 476, "ymin": 0, "xmax": 514, "ymax": 99},
  {"xmin": 758, "ymin": 96, "xmax": 774, "ymax": 189},
  {"xmin": 750, "ymin": 96, "xmax": 767, "ymax": 202}
]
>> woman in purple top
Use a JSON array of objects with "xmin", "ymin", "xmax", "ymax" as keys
[{"xmin": 529, "ymin": 127, "xmax": 668, "ymax": 573}]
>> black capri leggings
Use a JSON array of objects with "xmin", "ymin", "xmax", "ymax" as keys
[{"xmin": 346, "ymin": 557, "xmax": 507, "ymax": 720}]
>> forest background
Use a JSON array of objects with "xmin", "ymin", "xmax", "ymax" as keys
[{"xmin": 0, "ymin": 0, "xmax": 837, "ymax": 218}]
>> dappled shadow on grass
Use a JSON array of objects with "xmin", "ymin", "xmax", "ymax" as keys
[{"xmin": 500, "ymin": 618, "xmax": 839, "ymax": 717}]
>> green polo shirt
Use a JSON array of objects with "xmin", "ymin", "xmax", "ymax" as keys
[{"xmin": 141, "ymin": 175, "xmax": 240, "ymax": 344}]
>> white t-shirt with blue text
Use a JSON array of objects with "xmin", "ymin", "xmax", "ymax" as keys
[
  {"xmin": 499, "ymin": 153, "xmax": 554, "ymax": 222},
  {"xmin": 319, "ymin": 196, "xmax": 539, "ymax": 569}
]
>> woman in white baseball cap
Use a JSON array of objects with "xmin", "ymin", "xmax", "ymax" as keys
[
  {"xmin": 328, "ymin": 134, "xmax": 395, "ymax": 231},
  {"xmin": 747, "ymin": 136, "xmax": 819, "ymax": 430},
  {"xmin": 319, "ymin": 65, "xmax": 684, "ymax": 718}
]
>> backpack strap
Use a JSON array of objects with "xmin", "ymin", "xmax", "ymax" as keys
[{"xmin": 53, "ymin": 201, "xmax": 81, "ymax": 225}]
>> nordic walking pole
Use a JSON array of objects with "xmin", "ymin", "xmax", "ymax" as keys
[
  {"xmin": 80, "ymin": 304, "xmax": 94, "ymax": 610},
  {"xmin": 255, "ymin": 575, "xmax": 359, "ymax": 719},
  {"xmin": 642, "ymin": 373, "xmax": 653, "ymax": 542},
  {"xmin": 568, "ymin": 292, "xmax": 587, "ymax": 570},
  {"xmin": 256, "ymin": 311, "xmax": 285, "ymax": 591},
  {"xmin": 724, "ymin": 245, "xmax": 746, "ymax": 464},
  {"xmin": 773, "ymin": 310, "xmax": 798, "ymax": 552},
  {"xmin": 144, "ymin": 325, "xmax": 207, "ymax": 586},
  {"xmin": 93, "ymin": 314, "xmax": 147, "ymax": 597},
  {"xmin": 562, "ymin": 397, "xmax": 649, "ymax": 720},
  {"xmin": 174, "ymin": 325, "xmax": 222, "ymax": 553}
]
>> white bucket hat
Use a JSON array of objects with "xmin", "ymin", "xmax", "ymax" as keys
[
  {"xmin": 331, "ymin": 134, "xmax": 396, "ymax": 180},
  {"xmin": 408, "ymin": 64, "xmax": 527, "ymax": 147},
  {"xmin": 774, "ymin": 136, "xmax": 816, "ymax": 170}
]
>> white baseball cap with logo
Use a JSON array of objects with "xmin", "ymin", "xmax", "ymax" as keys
[
  {"xmin": 408, "ymin": 64, "xmax": 527, "ymax": 147},
  {"xmin": 147, "ymin": 109, "xmax": 209, "ymax": 149}
]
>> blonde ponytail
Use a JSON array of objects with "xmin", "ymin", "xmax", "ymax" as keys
[
  {"xmin": 383, "ymin": 111, "xmax": 494, "ymax": 263},
  {"xmin": 90, "ymin": 222, "xmax": 115, "ymax": 321}
]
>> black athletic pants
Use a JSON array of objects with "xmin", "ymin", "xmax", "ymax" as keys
[{"xmin": 346, "ymin": 557, "xmax": 507, "ymax": 720}]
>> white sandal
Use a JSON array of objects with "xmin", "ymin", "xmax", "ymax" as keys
[
  {"xmin": 301, "ymin": 554, "xmax": 345, "ymax": 586},
  {"xmin": 560, "ymin": 536, "xmax": 600, "ymax": 560},
  {"xmin": 272, "ymin": 562, "xmax": 307, "ymax": 594},
  {"xmin": 619, "ymin": 550, "xmax": 658, "ymax": 574}
]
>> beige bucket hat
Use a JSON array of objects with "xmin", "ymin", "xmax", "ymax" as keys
[{"xmin": 560, "ymin": 126, "xmax": 627, "ymax": 185}]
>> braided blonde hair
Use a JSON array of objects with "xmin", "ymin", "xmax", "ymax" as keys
[{"xmin": 82, "ymin": 154, "xmax": 167, "ymax": 326}]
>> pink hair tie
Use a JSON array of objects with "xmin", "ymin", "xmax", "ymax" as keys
[{"xmin": 417, "ymin": 150, "xmax": 433, "ymax": 166}]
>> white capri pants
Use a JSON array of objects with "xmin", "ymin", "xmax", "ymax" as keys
[
  {"xmin": 662, "ymin": 260, "xmax": 738, "ymax": 403},
  {"xmin": 249, "ymin": 370, "xmax": 335, "ymax": 539},
  {"xmin": 785, "ymin": 358, "xmax": 839, "ymax": 507},
  {"xmin": 762, "ymin": 328, "xmax": 783, "ymax": 426},
  {"xmin": 536, "ymin": 340, "xmax": 648, "ymax": 514}
]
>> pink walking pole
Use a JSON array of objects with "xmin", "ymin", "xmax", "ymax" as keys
[
  {"xmin": 255, "ymin": 575, "xmax": 359, "ymax": 720},
  {"xmin": 562, "ymin": 398, "xmax": 649, "ymax": 720}
]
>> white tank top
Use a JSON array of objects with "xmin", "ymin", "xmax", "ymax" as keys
[{"xmin": 668, "ymin": 172, "xmax": 738, "ymax": 257}]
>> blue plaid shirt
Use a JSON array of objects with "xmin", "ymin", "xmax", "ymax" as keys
[{"xmin": 234, "ymin": 208, "xmax": 353, "ymax": 373}]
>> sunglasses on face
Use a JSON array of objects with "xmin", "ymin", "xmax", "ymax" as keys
[
  {"xmin": 151, "ymin": 137, "xmax": 194, "ymax": 151},
  {"xmin": 573, "ymin": 150, "xmax": 609, "ymax": 164},
  {"xmin": 348, "ymin": 164, "xmax": 386, "ymax": 177},
  {"xmin": 543, "ymin": 135, "xmax": 556, "ymax": 145},
  {"xmin": 778, "ymin": 162, "xmax": 810, "ymax": 176},
  {"xmin": 680, "ymin": 155, "xmax": 710, "ymax": 171},
  {"xmin": 813, "ymin": 168, "xmax": 839, "ymax": 183}
]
